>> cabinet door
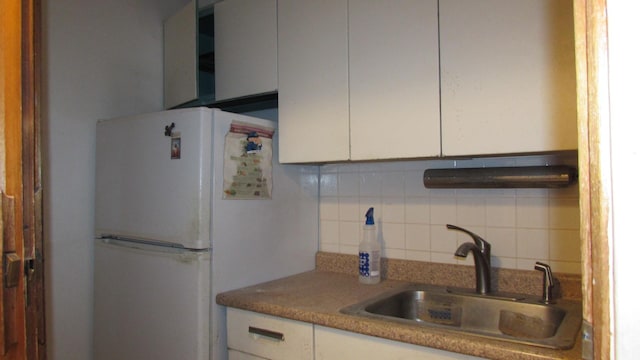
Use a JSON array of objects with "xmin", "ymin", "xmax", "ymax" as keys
[
  {"xmin": 440, "ymin": 0, "xmax": 577, "ymax": 156},
  {"xmin": 228, "ymin": 349, "xmax": 266, "ymax": 360},
  {"xmin": 278, "ymin": 0, "xmax": 350, "ymax": 163},
  {"xmin": 315, "ymin": 326, "xmax": 483, "ymax": 360},
  {"xmin": 349, "ymin": 0, "xmax": 441, "ymax": 160},
  {"xmin": 227, "ymin": 308, "xmax": 314, "ymax": 360},
  {"xmin": 164, "ymin": 0, "xmax": 197, "ymax": 109},
  {"xmin": 214, "ymin": 0, "xmax": 277, "ymax": 101}
]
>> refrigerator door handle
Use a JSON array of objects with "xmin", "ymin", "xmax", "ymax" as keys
[
  {"xmin": 96, "ymin": 236, "xmax": 209, "ymax": 254},
  {"xmin": 98, "ymin": 235, "xmax": 183, "ymax": 248}
]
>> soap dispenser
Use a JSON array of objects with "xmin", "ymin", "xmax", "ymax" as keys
[{"xmin": 359, "ymin": 207, "xmax": 381, "ymax": 284}]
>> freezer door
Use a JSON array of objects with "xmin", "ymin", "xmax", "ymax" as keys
[
  {"xmin": 93, "ymin": 238, "xmax": 210, "ymax": 360},
  {"xmin": 95, "ymin": 108, "xmax": 212, "ymax": 249}
]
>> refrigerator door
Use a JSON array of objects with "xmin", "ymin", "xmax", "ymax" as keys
[
  {"xmin": 93, "ymin": 238, "xmax": 210, "ymax": 360},
  {"xmin": 95, "ymin": 108, "xmax": 212, "ymax": 249}
]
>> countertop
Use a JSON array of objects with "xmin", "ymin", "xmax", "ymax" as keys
[{"xmin": 216, "ymin": 252, "xmax": 583, "ymax": 360}]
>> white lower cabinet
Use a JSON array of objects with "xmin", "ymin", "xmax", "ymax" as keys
[
  {"xmin": 227, "ymin": 309, "xmax": 485, "ymax": 360},
  {"xmin": 229, "ymin": 349, "xmax": 266, "ymax": 360},
  {"xmin": 226, "ymin": 308, "xmax": 314, "ymax": 360},
  {"xmin": 315, "ymin": 326, "xmax": 485, "ymax": 360}
]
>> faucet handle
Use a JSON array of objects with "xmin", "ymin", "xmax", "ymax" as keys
[
  {"xmin": 534, "ymin": 262, "xmax": 555, "ymax": 304},
  {"xmin": 446, "ymin": 224, "xmax": 491, "ymax": 255}
]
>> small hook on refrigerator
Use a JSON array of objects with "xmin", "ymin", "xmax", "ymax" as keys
[{"xmin": 164, "ymin": 123, "xmax": 175, "ymax": 137}]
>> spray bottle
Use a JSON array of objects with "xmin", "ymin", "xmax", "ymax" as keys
[{"xmin": 359, "ymin": 207, "xmax": 381, "ymax": 284}]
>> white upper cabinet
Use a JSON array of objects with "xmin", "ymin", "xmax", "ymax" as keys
[
  {"xmin": 278, "ymin": 0, "xmax": 440, "ymax": 163},
  {"xmin": 277, "ymin": 0, "xmax": 350, "ymax": 163},
  {"xmin": 214, "ymin": 0, "xmax": 277, "ymax": 101},
  {"xmin": 164, "ymin": 0, "xmax": 197, "ymax": 109},
  {"xmin": 163, "ymin": 0, "xmax": 277, "ymax": 109},
  {"xmin": 349, "ymin": 0, "xmax": 440, "ymax": 160},
  {"xmin": 279, "ymin": 0, "xmax": 578, "ymax": 163},
  {"xmin": 440, "ymin": 0, "xmax": 577, "ymax": 156}
]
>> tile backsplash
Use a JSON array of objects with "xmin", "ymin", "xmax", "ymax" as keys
[{"xmin": 319, "ymin": 153, "xmax": 581, "ymax": 274}]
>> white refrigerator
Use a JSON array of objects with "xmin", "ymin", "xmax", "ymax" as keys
[{"xmin": 93, "ymin": 107, "xmax": 318, "ymax": 360}]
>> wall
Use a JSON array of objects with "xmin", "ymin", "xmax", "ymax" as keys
[
  {"xmin": 41, "ymin": 0, "xmax": 190, "ymax": 358},
  {"xmin": 319, "ymin": 153, "xmax": 581, "ymax": 274},
  {"xmin": 609, "ymin": 0, "xmax": 640, "ymax": 357}
]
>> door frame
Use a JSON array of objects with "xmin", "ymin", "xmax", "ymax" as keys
[
  {"xmin": 0, "ymin": 0, "xmax": 45, "ymax": 358},
  {"xmin": 574, "ymin": 0, "xmax": 615, "ymax": 358}
]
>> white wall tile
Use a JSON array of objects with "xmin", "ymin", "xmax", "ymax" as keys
[
  {"xmin": 381, "ymin": 223, "xmax": 406, "ymax": 251},
  {"xmin": 406, "ymin": 250, "xmax": 429, "ymax": 262},
  {"xmin": 406, "ymin": 224, "xmax": 430, "ymax": 251},
  {"xmin": 320, "ymin": 220, "xmax": 340, "ymax": 246},
  {"xmin": 381, "ymin": 171, "xmax": 405, "ymax": 197},
  {"xmin": 339, "ymin": 244, "xmax": 357, "ymax": 255},
  {"xmin": 405, "ymin": 197, "xmax": 430, "ymax": 224},
  {"xmin": 339, "ymin": 221, "xmax": 360, "ymax": 247},
  {"xmin": 549, "ymin": 197, "xmax": 580, "ymax": 230},
  {"xmin": 319, "ymin": 156, "xmax": 581, "ymax": 274},
  {"xmin": 320, "ymin": 197, "xmax": 339, "ymax": 220},
  {"xmin": 320, "ymin": 243, "xmax": 340, "ymax": 253},
  {"xmin": 549, "ymin": 260, "xmax": 581, "ymax": 274},
  {"xmin": 517, "ymin": 228, "xmax": 549, "ymax": 259},
  {"xmin": 430, "ymin": 225, "xmax": 458, "ymax": 253},
  {"xmin": 382, "ymin": 198, "xmax": 405, "ymax": 223},
  {"xmin": 516, "ymin": 258, "xmax": 539, "ymax": 271},
  {"xmin": 492, "ymin": 256, "xmax": 517, "ymax": 269},
  {"xmin": 456, "ymin": 196, "xmax": 486, "ymax": 226},
  {"xmin": 430, "ymin": 196, "xmax": 457, "ymax": 225},
  {"xmin": 550, "ymin": 229, "xmax": 581, "ymax": 261},
  {"xmin": 486, "ymin": 196, "xmax": 516, "ymax": 227},
  {"xmin": 431, "ymin": 251, "xmax": 458, "ymax": 265},
  {"xmin": 320, "ymin": 173, "xmax": 338, "ymax": 197},
  {"xmin": 359, "ymin": 171, "xmax": 382, "ymax": 197},
  {"xmin": 405, "ymin": 169, "xmax": 428, "ymax": 197},
  {"xmin": 486, "ymin": 227, "xmax": 517, "ymax": 257},
  {"xmin": 384, "ymin": 248, "xmax": 407, "ymax": 260},
  {"xmin": 338, "ymin": 172, "xmax": 360, "ymax": 196},
  {"xmin": 338, "ymin": 198, "xmax": 360, "ymax": 222},
  {"xmin": 516, "ymin": 197, "xmax": 549, "ymax": 228}
]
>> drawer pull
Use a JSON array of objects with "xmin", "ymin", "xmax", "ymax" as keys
[{"xmin": 248, "ymin": 326, "xmax": 285, "ymax": 341}]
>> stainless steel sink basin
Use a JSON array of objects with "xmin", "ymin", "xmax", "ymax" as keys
[{"xmin": 341, "ymin": 284, "xmax": 582, "ymax": 349}]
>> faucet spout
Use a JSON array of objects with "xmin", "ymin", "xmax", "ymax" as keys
[{"xmin": 448, "ymin": 225, "xmax": 492, "ymax": 294}]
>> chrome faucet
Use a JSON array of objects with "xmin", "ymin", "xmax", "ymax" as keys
[
  {"xmin": 534, "ymin": 262, "xmax": 555, "ymax": 304},
  {"xmin": 447, "ymin": 224, "xmax": 492, "ymax": 294}
]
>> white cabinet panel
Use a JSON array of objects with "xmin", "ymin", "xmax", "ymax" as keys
[
  {"xmin": 227, "ymin": 308, "xmax": 314, "ymax": 360},
  {"xmin": 277, "ymin": 0, "xmax": 350, "ymax": 163},
  {"xmin": 278, "ymin": 0, "xmax": 576, "ymax": 163},
  {"xmin": 278, "ymin": 0, "xmax": 439, "ymax": 163},
  {"xmin": 214, "ymin": 0, "xmax": 277, "ymax": 100},
  {"xmin": 315, "ymin": 326, "xmax": 484, "ymax": 360},
  {"xmin": 229, "ymin": 349, "xmax": 266, "ymax": 360},
  {"xmin": 440, "ymin": 0, "xmax": 577, "ymax": 156},
  {"xmin": 163, "ymin": 0, "xmax": 197, "ymax": 109},
  {"xmin": 349, "ymin": 0, "xmax": 440, "ymax": 160}
]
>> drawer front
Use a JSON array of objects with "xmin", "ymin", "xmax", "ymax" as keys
[
  {"xmin": 227, "ymin": 308, "xmax": 313, "ymax": 360},
  {"xmin": 229, "ymin": 349, "xmax": 267, "ymax": 360}
]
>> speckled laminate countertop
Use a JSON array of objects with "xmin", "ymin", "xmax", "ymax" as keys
[{"xmin": 216, "ymin": 252, "xmax": 583, "ymax": 360}]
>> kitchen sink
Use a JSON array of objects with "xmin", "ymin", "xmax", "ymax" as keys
[{"xmin": 340, "ymin": 284, "xmax": 582, "ymax": 349}]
